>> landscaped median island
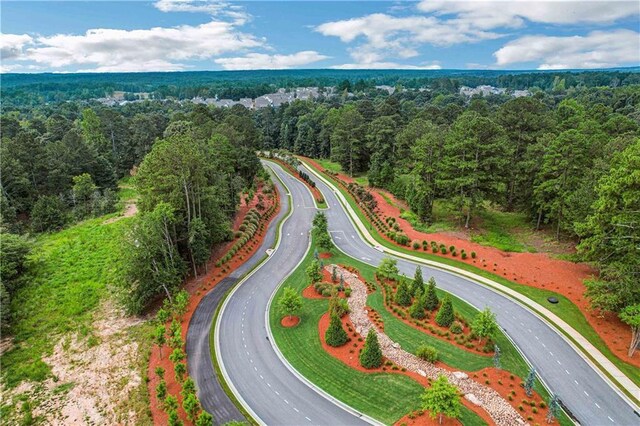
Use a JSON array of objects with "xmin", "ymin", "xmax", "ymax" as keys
[
  {"xmin": 270, "ymin": 215, "xmax": 569, "ymax": 426},
  {"xmin": 299, "ymin": 156, "xmax": 640, "ymax": 391}
]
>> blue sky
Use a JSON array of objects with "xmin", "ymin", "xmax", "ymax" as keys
[{"xmin": 1, "ymin": 1, "xmax": 638, "ymax": 72}]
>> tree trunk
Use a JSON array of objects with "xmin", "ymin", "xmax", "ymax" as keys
[
  {"xmin": 629, "ymin": 326, "xmax": 639, "ymax": 357},
  {"xmin": 536, "ymin": 209, "xmax": 543, "ymax": 231},
  {"xmin": 439, "ymin": 413, "xmax": 443, "ymax": 424},
  {"xmin": 465, "ymin": 208, "xmax": 471, "ymax": 229}
]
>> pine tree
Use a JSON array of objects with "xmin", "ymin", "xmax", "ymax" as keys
[
  {"xmin": 394, "ymin": 279, "xmax": 412, "ymax": 307},
  {"xmin": 524, "ymin": 366, "xmax": 537, "ymax": 397},
  {"xmin": 435, "ymin": 296, "xmax": 454, "ymax": 327},
  {"xmin": 425, "ymin": 277, "xmax": 440, "ymax": 311},
  {"xmin": 421, "ymin": 375, "xmax": 462, "ymax": 424},
  {"xmin": 409, "ymin": 293, "xmax": 427, "ymax": 319},
  {"xmin": 493, "ymin": 344, "xmax": 501, "ymax": 369},
  {"xmin": 546, "ymin": 394, "xmax": 560, "ymax": 424},
  {"xmin": 359, "ymin": 329, "xmax": 383, "ymax": 369},
  {"xmin": 325, "ymin": 312, "xmax": 348, "ymax": 347},
  {"xmin": 412, "ymin": 266, "xmax": 424, "ymax": 296}
]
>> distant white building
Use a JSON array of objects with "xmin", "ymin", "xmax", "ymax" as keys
[{"xmin": 375, "ymin": 85, "xmax": 395, "ymax": 95}]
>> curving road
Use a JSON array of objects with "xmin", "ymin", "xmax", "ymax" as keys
[
  {"xmin": 201, "ymin": 159, "xmax": 638, "ymax": 426},
  {"xmin": 297, "ymin": 162, "xmax": 639, "ymax": 426},
  {"xmin": 215, "ymin": 161, "xmax": 371, "ymax": 425}
]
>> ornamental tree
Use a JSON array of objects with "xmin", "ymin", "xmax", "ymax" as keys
[
  {"xmin": 546, "ymin": 394, "xmax": 560, "ymax": 424},
  {"xmin": 435, "ymin": 296, "xmax": 454, "ymax": 327},
  {"xmin": 306, "ymin": 259, "xmax": 322, "ymax": 284},
  {"xmin": 195, "ymin": 412, "xmax": 214, "ymax": 426},
  {"xmin": 425, "ymin": 277, "xmax": 440, "ymax": 311},
  {"xmin": 421, "ymin": 375, "xmax": 462, "ymax": 424},
  {"xmin": 376, "ymin": 257, "xmax": 398, "ymax": 282},
  {"xmin": 395, "ymin": 279, "xmax": 412, "ymax": 307},
  {"xmin": 524, "ymin": 366, "xmax": 537, "ymax": 397},
  {"xmin": 325, "ymin": 312, "xmax": 348, "ymax": 347},
  {"xmin": 409, "ymin": 293, "xmax": 427, "ymax": 319},
  {"xmin": 359, "ymin": 329, "xmax": 383, "ymax": 369},
  {"xmin": 412, "ymin": 266, "xmax": 424, "ymax": 296},
  {"xmin": 278, "ymin": 286, "xmax": 303, "ymax": 320},
  {"xmin": 471, "ymin": 307, "xmax": 499, "ymax": 343}
]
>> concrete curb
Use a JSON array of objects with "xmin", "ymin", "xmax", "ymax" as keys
[{"xmin": 301, "ymin": 158, "xmax": 640, "ymax": 408}]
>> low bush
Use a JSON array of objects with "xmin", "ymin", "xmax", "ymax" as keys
[
  {"xmin": 449, "ymin": 321, "xmax": 463, "ymax": 334},
  {"xmin": 415, "ymin": 344, "xmax": 439, "ymax": 363}
]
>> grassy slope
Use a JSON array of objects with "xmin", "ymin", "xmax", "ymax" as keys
[
  {"xmin": 307, "ymin": 161, "xmax": 640, "ymax": 391},
  {"xmin": 0, "ymin": 181, "xmax": 154, "ymax": 423},
  {"xmin": 270, "ymin": 239, "xmax": 574, "ymax": 425}
]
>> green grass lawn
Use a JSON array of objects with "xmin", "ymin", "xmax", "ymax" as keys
[
  {"xmin": 1, "ymin": 179, "xmax": 154, "ymax": 423},
  {"xmin": 300, "ymin": 159, "xmax": 640, "ymax": 395},
  {"xmin": 314, "ymin": 158, "xmax": 369, "ymax": 186},
  {"xmin": 270, "ymin": 244, "xmax": 487, "ymax": 425}
]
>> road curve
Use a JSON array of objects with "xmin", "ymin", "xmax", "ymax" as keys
[
  {"xmin": 297, "ymin": 162, "xmax": 639, "ymax": 426},
  {"xmin": 215, "ymin": 161, "xmax": 371, "ymax": 425},
  {"xmin": 186, "ymin": 163, "xmax": 291, "ymax": 424}
]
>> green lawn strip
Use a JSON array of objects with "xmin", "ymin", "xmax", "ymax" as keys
[
  {"xmin": 303, "ymin": 160, "xmax": 640, "ymax": 391},
  {"xmin": 261, "ymin": 158, "xmax": 327, "ymax": 209}
]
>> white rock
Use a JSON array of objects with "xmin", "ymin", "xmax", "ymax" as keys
[
  {"xmin": 417, "ymin": 369, "xmax": 427, "ymax": 377},
  {"xmin": 392, "ymin": 342, "xmax": 400, "ymax": 349},
  {"xmin": 465, "ymin": 394, "xmax": 482, "ymax": 406},
  {"xmin": 452, "ymin": 371, "xmax": 468, "ymax": 380}
]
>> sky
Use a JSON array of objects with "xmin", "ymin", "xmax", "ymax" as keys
[{"xmin": 1, "ymin": 0, "xmax": 639, "ymax": 73}]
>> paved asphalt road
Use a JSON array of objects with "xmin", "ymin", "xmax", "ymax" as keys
[
  {"xmin": 215, "ymin": 161, "xmax": 371, "ymax": 425},
  {"xmin": 193, "ymin": 158, "xmax": 638, "ymax": 426},
  {"xmin": 186, "ymin": 162, "xmax": 291, "ymax": 424},
  {"xmin": 297, "ymin": 163, "xmax": 640, "ymax": 426}
]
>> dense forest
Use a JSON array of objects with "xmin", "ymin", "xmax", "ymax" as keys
[
  {"xmin": 1, "ymin": 69, "xmax": 638, "ymax": 335},
  {"xmin": 2, "ymin": 68, "xmax": 639, "ymax": 107},
  {"xmin": 1, "ymin": 100, "xmax": 262, "ymax": 325}
]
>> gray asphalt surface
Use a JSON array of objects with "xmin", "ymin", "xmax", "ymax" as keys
[
  {"xmin": 216, "ymin": 161, "xmax": 371, "ymax": 425},
  {"xmin": 297, "ymin": 163, "xmax": 640, "ymax": 426},
  {"xmin": 186, "ymin": 163, "xmax": 290, "ymax": 424}
]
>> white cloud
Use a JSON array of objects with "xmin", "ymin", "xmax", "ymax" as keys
[
  {"xmin": 215, "ymin": 51, "xmax": 329, "ymax": 70},
  {"xmin": 316, "ymin": 13, "xmax": 498, "ymax": 67},
  {"xmin": 332, "ymin": 62, "xmax": 442, "ymax": 70},
  {"xmin": 494, "ymin": 29, "xmax": 640, "ymax": 69},
  {"xmin": 0, "ymin": 33, "xmax": 33, "ymax": 59},
  {"xmin": 418, "ymin": 1, "xmax": 639, "ymax": 30},
  {"xmin": 154, "ymin": 0, "xmax": 248, "ymax": 24},
  {"xmin": 4, "ymin": 20, "xmax": 264, "ymax": 72}
]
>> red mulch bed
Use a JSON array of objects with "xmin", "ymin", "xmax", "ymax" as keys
[
  {"xmin": 378, "ymin": 281, "xmax": 493, "ymax": 357},
  {"xmin": 302, "ymin": 157, "xmax": 639, "ymax": 367},
  {"xmin": 317, "ymin": 312, "xmax": 494, "ymax": 425},
  {"xmin": 281, "ymin": 316, "xmax": 300, "ymax": 327},
  {"xmin": 147, "ymin": 183, "xmax": 280, "ymax": 425}
]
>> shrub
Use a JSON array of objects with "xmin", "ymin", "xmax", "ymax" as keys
[
  {"xmin": 329, "ymin": 295, "xmax": 350, "ymax": 317},
  {"xmin": 440, "ymin": 247, "xmax": 447, "ymax": 254},
  {"xmin": 461, "ymin": 252, "xmax": 467, "ymax": 259},
  {"xmin": 449, "ymin": 245, "xmax": 455, "ymax": 252},
  {"xmin": 345, "ymin": 288, "xmax": 352, "ymax": 297},
  {"xmin": 416, "ymin": 344, "xmax": 439, "ymax": 363},
  {"xmin": 412, "ymin": 241, "xmax": 420, "ymax": 250},
  {"xmin": 471, "ymin": 251, "xmax": 477, "ymax": 259},
  {"xmin": 449, "ymin": 321, "xmax": 463, "ymax": 334}
]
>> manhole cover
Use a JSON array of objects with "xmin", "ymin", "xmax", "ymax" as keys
[{"xmin": 547, "ymin": 297, "xmax": 559, "ymax": 304}]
